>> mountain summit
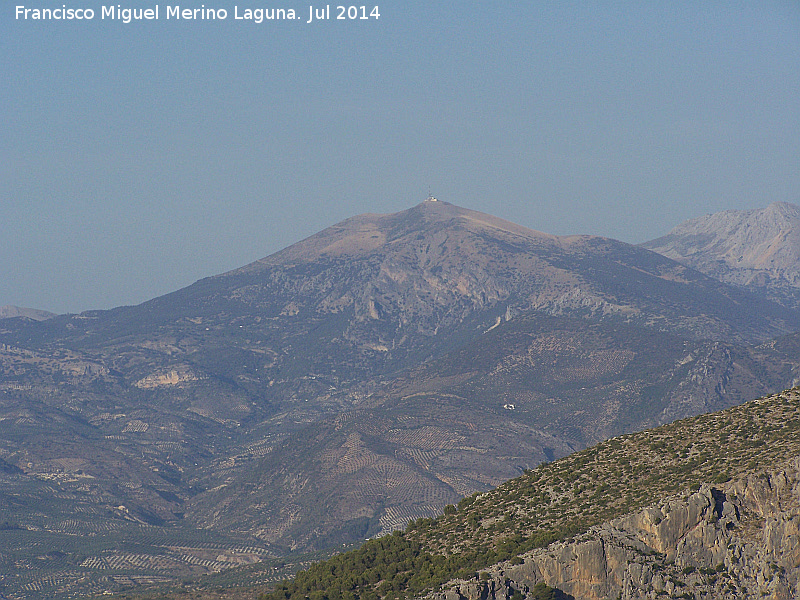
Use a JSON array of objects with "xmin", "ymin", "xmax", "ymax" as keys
[
  {"xmin": 643, "ymin": 201, "xmax": 800, "ymax": 308},
  {"xmin": 182, "ymin": 198, "xmax": 798, "ymax": 356},
  {"xmin": 240, "ymin": 200, "xmax": 559, "ymax": 267},
  {"xmin": 0, "ymin": 305, "xmax": 55, "ymax": 321}
]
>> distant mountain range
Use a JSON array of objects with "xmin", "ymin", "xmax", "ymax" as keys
[{"xmin": 2, "ymin": 199, "xmax": 800, "ymax": 599}]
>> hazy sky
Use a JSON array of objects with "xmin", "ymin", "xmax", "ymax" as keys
[{"xmin": 3, "ymin": 2, "xmax": 800, "ymax": 314}]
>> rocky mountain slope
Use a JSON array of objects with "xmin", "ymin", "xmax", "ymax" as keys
[
  {"xmin": 263, "ymin": 387, "xmax": 800, "ymax": 600},
  {"xmin": 643, "ymin": 201, "xmax": 800, "ymax": 308},
  {"xmin": 449, "ymin": 467, "xmax": 800, "ymax": 600},
  {"xmin": 2, "ymin": 200, "xmax": 800, "ymax": 598},
  {"xmin": 0, "ymin": 306, "xmax": 54, "ymax": 321},
  {"xmin": 190, "ymin": 315, "xmax": 800, "ymax": 552}
]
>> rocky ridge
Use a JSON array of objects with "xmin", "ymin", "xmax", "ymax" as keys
[
  {"xmin": 0, "ymin": 306, "xmax": 55, "ymax": 321},
  {"xmin": 437, "ymin": 464, "xmax": 800, "ymax": 600},
  {"xmin": 643, "ymin": 201, "xmax": 800, "ymax": 308}
]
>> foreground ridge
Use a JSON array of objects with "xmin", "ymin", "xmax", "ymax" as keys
[{"xmin": 262, "ymin": 388, "xmax": 800, "ymax": 600}]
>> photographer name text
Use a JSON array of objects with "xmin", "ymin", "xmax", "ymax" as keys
[{"xmin": 15, "ymin": 5, "xmax": 381, "ymax": 24}]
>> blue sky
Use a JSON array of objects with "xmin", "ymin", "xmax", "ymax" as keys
[{"xmin": 3, "ymin": 1, "xmax": 799, "ymax": 314}]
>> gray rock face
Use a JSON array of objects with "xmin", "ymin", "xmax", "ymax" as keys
[
  {"xmin": 642, "ymin": 202, "xmax": 800, "ymax": 308},
  {"xmin": 430, "ymin": 457, "xmax": 800, "ymax": 600}
]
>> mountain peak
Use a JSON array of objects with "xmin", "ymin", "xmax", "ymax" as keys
[
  {"xmin": 240, "ymin": 200, "xmax": 558, "ymax": 270},
  {"xmin": 0, "ymin": 305, "xmax": 55, "ymax": 321},
  {"xmin": 764, "ymin": 200, "xmax": 800, "ymax": 221},
  {"xmin": 642, "ymin": 202, "xmax": 800, "ymax": 305},
  {"xmin": 660, "ymin": 201, "xmax": 800, "ymax": 239}
]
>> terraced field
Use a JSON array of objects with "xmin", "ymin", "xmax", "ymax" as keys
[{"xmin": 0, "ymin": 524, "xmax": 288, "ymax": 600}]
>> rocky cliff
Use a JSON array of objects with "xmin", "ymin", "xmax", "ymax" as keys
[{"xmin": 433, "ymin": 459, "xmax": 800, "ymax": 600}]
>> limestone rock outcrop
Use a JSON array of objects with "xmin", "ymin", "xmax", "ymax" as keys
[{"xmin": 431, "ymin": 457, "xmax": 800, "ymax": 600}]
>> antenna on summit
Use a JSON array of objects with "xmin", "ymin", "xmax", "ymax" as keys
[{"xmin": 425, "ymin": 187, "xmax": 438, "ymax": 202}]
